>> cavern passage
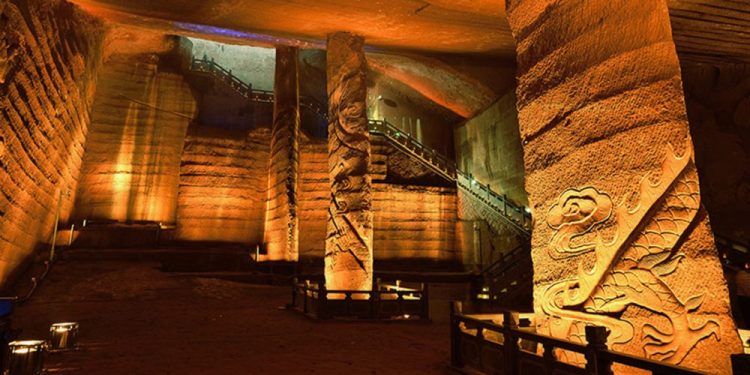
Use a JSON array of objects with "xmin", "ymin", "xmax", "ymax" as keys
[{"xmin": 1, "ymin": 0, "xmax": 749, "ymax": 374}]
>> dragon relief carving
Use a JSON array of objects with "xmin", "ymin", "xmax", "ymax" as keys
[{"xmin": 541, "ymin": 144, "xmax": 720, "ymax": 365}]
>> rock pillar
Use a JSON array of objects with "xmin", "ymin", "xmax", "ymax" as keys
[
  {"xmin": 504, "ymin": 0, "xmax": 741, "ymax": 372},
  {"xmin": 325, "ymin": 32, "xmax": 372, "ymax": 291},
  {"xmin": 265, "ymin": 46, "xmax": 300, "ymax": 261}
]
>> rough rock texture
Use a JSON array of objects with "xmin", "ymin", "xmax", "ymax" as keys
[
  {"xmin": 264, "ymin": 46, "xmax": 300, "ymax": 261},
  {"xmin": 74, "ymin": 53, "xmax": 196, "ymax": 223},
  {"xmin": 367, "ymin": 53, "xmax": 498, "ymax": 118},
  {"xmin": 188, "ymin": 38, "xmax": 275, "ymax": 91},
  {"xmin": 669, "ymin": 0, "xmax": 750, "ymax": 65},
  {"xmin": 175, "ymin": 126, "xmax": 270, "ymax": 244},
  {"xmin": 325, "ymin": 32, "xmax": 372, "ymax": 291},
  {"xmin": 456, "ymin": 190, "xmax": 525, "ymax": 269},
  {"xmin": 69, "ymin": 0, "xmax": 514, "ymax": 56},
  {"xmin": 368, "ymin": 70, "xmax": 459, "ymax": 158},
  {"xmin": 0, "ymin": 0, "xmax": 103, "ymax": 284},
  {"xmin": 454, "ymin": 91, "xmax": 527, "ymax": 205},
  {"xmin": 299, "ymin": 135, "xmax": 457, "ymax": 261},
  {"xmin": 373, "ymin": 184, "xmax": 457, "ymax": 261},
  {"xmin": 682, "ymin": 63, "xmax": 750, "ymax": 240},
  {"xmin": 298, "ymin": 137, "xmax": 329, "ymax": 258},
  {"xmin": 505, "ymin": 0, "xmax": 740, "ymax": 372}
]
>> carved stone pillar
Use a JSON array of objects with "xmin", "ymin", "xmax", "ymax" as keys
[
  {"xmin": 265, "ymin": 46, "xmax": 300, "ymax": 261},
  {"xmin": 325, "ymin": 32, "xmax": 372, "ymax": 291},
  {"xmin": 504, "ymin": 0, "xmax": 741, "ymax": 372}
]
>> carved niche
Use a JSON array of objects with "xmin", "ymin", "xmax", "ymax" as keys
[{"xmin": 539, "ymin": 144, "xmax": 721, "ymax": 365}]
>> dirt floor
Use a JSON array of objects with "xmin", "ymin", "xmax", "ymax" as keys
[{"xmin": 14, "ymin": 260, "xmax": 453, "ymax": 374}]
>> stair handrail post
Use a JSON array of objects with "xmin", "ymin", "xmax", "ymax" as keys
[
  {"xmin": 584, "ymin": 325, "xmax": 612, "ymax": 375},
  {"xmin": 450, "ymin": 305, "xmax": 463, "ymax": 368},
  {"xmin": 502, "ymin": 310, "xmax": 520, "ymax": 375}
]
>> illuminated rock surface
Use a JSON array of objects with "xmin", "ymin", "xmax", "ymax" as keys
[
  {"xmin": 264, "ymin": 46, "xmax": 300, "ymax": 261},
  {"xmin": 0, "ymin": 0, "xmax": 103, "ymax": 284},
  {"xmin": 75, "ymin": 53, "xmax": 196, "ymax": 223},
  {"xmin": 505, "ymin": 0, "xmax": 742, "ymax": 372},
  {"xmin": 325, "ymin": 32, "xmax": 373, "ymax": 291},
  {"xmin": 176, "ymin": 126, "xmax": 270, "ymax": 243}
]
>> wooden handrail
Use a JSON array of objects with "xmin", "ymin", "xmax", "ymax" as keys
[
  {"xmin": 479, "ymin": 244, "xmax": 528, "ymax": 277},
  {"xmin": 452, "ymin": 311, "xmax": 705, "ymax": 375}
]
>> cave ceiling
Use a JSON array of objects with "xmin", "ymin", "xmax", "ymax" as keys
[{"xmin": 70, "ymin": 0, "xmax": 750, "ymax": 118}]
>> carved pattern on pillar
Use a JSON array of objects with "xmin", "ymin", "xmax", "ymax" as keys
[
  {"xmin": 504, "ymin": 0, "xmax": 742, "ymax": 372},
  {"xmin": 265, "ymin": 46, "xmax": 300, "ymax": 260},
  {"xmin": 325, "ymin": 32, "xmax": 372, "ymax": 291},
  {"xmin": 541, "ymin": 145, "xmax": 720, "ymax": 365}
]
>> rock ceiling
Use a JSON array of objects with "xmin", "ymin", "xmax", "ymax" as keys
[
  {"xmin": 69, "ymin": 0, "xmax": 750, "ymax": 63},
  {"xmin": 69, "ymin": 0, "xmax": 750, "ymax": 117}
]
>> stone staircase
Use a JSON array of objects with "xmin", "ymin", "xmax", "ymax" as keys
[
  {"xmin": 367, "ymin": 119, "xmax": 532, "ymax": 237},
  {"xmin": 472, "ymin": 244, "xmax": 533, "ymax": 309},
  {"xmin": 187, "ymin": 57, "xmax": 535, "ymax": 303}
]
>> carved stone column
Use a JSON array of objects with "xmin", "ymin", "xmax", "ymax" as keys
[
  {"xmin": 504, "ymin": 0, "xmax": 741, "ymax": 372},
  {"xmin": 325, "ymin": 32, "xmax": 372, "ymax": 291},
  {"xmin": 265, "ymin": 46, "xmax": 300, "ymax": 261}
]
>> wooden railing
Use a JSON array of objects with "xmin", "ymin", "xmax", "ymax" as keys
[
  {"xmin": 190, "ymin": 57, "xmax": 328, "ymax": 118},
  {"xmin": 290, "ymin": 278, "xmax": 429, "ymax": 320},
  {"xmin": 475, "ymin": 245, "xmax": 533, "ymax": 305},
  {"xmin": 451, "ymin": 309, "xmax": 705, "ymax": 375},
  {"xmin": 715, "ymin": 234, "xmax": 750, "ymax": 269}
]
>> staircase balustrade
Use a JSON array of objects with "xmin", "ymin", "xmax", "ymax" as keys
[{"xmin": 189, "ymin": 57, "xmax": 535, "ymax": 302}]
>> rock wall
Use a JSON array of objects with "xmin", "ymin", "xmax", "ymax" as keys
[
  {"xmin": 298, "ymin": 135, "xmax": 458, "ymax": 261},
  {"xmin": 682, "ymin": 63, "xmax": 750, "ymax": 240},
  {"xmin": 373, "ymin": 184, "xmax": 457, "ymax": 261},
  {"xmin": 367, "ymin": 69, "xmax": 460, "ymax": 158},
  {"xmin": 456, "ymin": 190, "xmax": 525, "ymax": 269},
  {"xmin": 298, "ymin": 137, "xmax": 328, "ymax": 258},
  {"xmin": 0, "ymin": 0, "xmax": 103, "ymax": 284},
  {"xmin": 175, "ymin": 126, "xmax": 269, "ymax": 243},
  {"xmin": 453, "ymin": 90, "xmax": 528, "ymax": 270},
  {"xmin": 506, "ymin": 0, "xmax": 740, "ymax": 372},
  {"xmin": 264, "ymin": 46, "xmax": 300, "ymax": 261},
  {"xmin": 454, "ymin": 91, "xmax": 527, "ymax": 205},
  {"xmin": 188, "ymin": 38, "xmax": 275, "ymax": 92},
  {"xmin": 74, "ymin": 54, "xmax": 196, "ymax": 223},
  {"xmin": 325, "ymin": 32, "xmax": 372, "ymax": 291}
]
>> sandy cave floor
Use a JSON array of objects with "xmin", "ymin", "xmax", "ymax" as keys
[{"xmin": 13, "ymin": 260, "xmax": 453, "ymax": 374}]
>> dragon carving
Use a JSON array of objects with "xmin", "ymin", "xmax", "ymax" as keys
[{"xmin": 541, "ymin": 144, "xmax": 720, "ymax": 365}]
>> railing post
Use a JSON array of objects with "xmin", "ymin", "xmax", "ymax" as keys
[
  {"xmin": 420, "ymin": 282, "xmax": 429, "ymax": 320},
  {"xmin": 302, "ymin": 280, "xmax": 308, "ymax": 314},
  {"xmin": 317, "ymin": 280, "xmax": 328, "ymax": 319},
  {"xmin": 291, "ymin": 277, "xmax": 298, "ymax": 309},
  {"xmin": 542, "ymin": 342, "xmax": 556, "ymax": 375},
  {"xmin": 584, "ymin": 326, "xmax": 612, "ymax": 375},
  {"xmin": 450, "ymin": 308, "xmax": 463, "ymax": 369},
  {"xmin": 502, "ymin": 311, "xmax": 519, "ymax": 375}
]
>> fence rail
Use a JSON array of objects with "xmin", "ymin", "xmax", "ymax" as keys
[
  {"xmin": 290, "ymin": 278, "xmax": 429, "ymax": 320},
  {"xmin": 451, "ymin": 309, "xmax": 704, "ymax": 375}
]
